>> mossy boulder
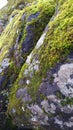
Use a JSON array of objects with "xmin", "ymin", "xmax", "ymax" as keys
[
  {"xmin": 0, "ymin": 0, "xmax": 73, "ymax": 129},
  {"xmin": 8, "ymin": 0, "xmax": 73, "ymax": 129}
]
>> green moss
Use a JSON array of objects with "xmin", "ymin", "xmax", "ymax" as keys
[
  {"xmin": 0, "ymin": 0, "xmax": 35, "ymax": 20},
  {"xmin": 39, "ymin": 0, "xmax": 73, "ymax": 75},
  {"xmin": 61, "ymin": 97, "xmax": 73, "ymax": 106},
  {"xmin": 56, "ymin": 91, "xmax": 64, "ymax": 99}
]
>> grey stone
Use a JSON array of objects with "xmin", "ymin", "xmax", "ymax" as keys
[
  {"xmin": 1, "ymin": 58, "xmax": 10, "ymax": 69},
  {"xmin": 54, "ymin": 63, "xmax": 73, "ymax": 97},
  {"xmin": 27, "ymin": 12, "xmax": 40, "ymax": 22},
  {"xmin": 27, "ymin": 104, "xmax": 43, "ymax": 115},
  {"xmin": 64, "ymin": 121, "xmax": 73, "ymax": 127},
  {"xmin": 17, "ymin": 87, "xmax": 32, "ymax": 103},
  {"xmin": 22, "ymin": 94, "xmax": 31, "ymax": 103},
  {"xmin": 16, "ymin": 87, "xmax": 27, "ymax": 98},
  {"xmin": 0, "ymin": 76, "xmax": 6, "ymax": 88},
  {"xmin": 22, "ymin": 24, "xmax": 34, "ymax": 53},
  {"xmin": 41, "ymin": 100, "xmax": 56, "ymax": 114}
]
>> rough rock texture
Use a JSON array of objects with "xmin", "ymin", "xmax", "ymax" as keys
[{"xmin": 0, "ymin": 0, "xmax": 73, "ymax": 130}]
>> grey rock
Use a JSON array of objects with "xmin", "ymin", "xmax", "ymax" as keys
[
  {"xmin": 16, "ymin": 87, "xmax": 28, "ymax": 98},
  {"xmin": 61, "ymin": 105, "xmax": 73, "ymax": 114},
  {"xmin": 17, "ymin": 87, "xmax": 32, "ymax": 103},
  {"xmin": 0, "ymin": 76, "xmax": 6, "ymax": 88},
  {"xmin": 34, "ymin": 54, "xmax": 73, "ymax": 129},
  {"xmin": 41, "ymin": 100, "xmax": 56, "ymax": 114},
  {"xmin": 27, "ymin": 104, "xmax": 43, "ymax": 116},
  {"xmin": 54, "ymin": 63, "xmax": 73, "ymax": 97},
  {"xmin": 22, "ymin": 24, "xmax": 34, "ymax": 53},
  {"xmin": 1, "ymin": 58, "xmax": 10, "ymax": 69},
  {"xmin": 64, "ymin": 121, "xmax": 73, "ymax": 127},
  {"xmin": 39, "ymin": 80, "xmax": 59, "ymax": 96},
  {"xmin": 27, "ymin": 104, "xmax": 48, "ymax": 124},
  {"xmin": 22, "ymin": 94, "xmax": 31, "ymax": 103},
  {"xmin": 27, "ymin": 12, "xmax": 40, "ymax": 22}
]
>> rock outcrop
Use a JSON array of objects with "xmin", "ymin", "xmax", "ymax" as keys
[{"xmin": 0, "ymin": 0, "xmax": 73, "ymax": 130}]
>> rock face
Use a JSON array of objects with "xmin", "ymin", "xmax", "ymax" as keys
[
  {"xmin": 54, "ymin": 63, "xmax": 73, "ymax": 97},
  {"xmin": 0, "ymin": 0, "xmax": 73, "ymax": 130}
]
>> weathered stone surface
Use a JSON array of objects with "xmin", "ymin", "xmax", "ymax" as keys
[
  {"xmin": 1, "ymin": 58, "xmax": 10, "ymax": 69},
  {"xmin": 17, "ymin": 87, "xmax": 32, "ymax": 103},
  {"xmin": 0, "ymin": 76, "xmax": 6, "ymax": 89},
  {"xmin": 27, "ymin": 12, "xmax": 40, "ymax": 22},
  {"xmin": 54, "ymin": 63, "xmax": 73, "ymax": 97},
  {"xmin": 22, "ymin": 24, "xmax": 34, "ymax": 53}
]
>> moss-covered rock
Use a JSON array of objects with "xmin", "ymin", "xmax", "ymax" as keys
[
  {"xmin": 0, "ymin": 0, "xmax": 55, "ymax": 89},
  {"xmin": 8, "ymin": 0, "xmax": 73, "ymax": 128},
  {"xmin": 0, "ymin": 0, "xmax": 73, "ymax": 129},
  {"xmin": 0, "ymin": 0, "xmax": 34, "ymax": 35}
]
